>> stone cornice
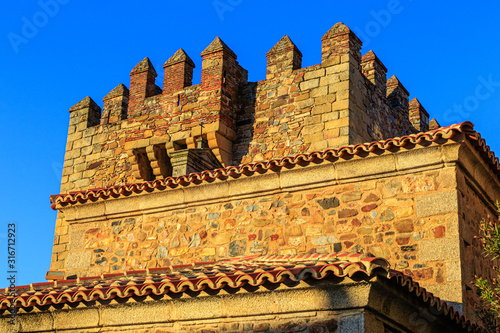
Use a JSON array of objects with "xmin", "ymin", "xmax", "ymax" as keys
[{"xmin": 61, "ymin": 139, "xmax": 467, "ymax": 224}]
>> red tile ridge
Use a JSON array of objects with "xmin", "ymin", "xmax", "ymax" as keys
[
  {"xmin": 388, "ymin": 269, "xmax": 481, "ymax": 332},
  {"xmin": 0, "ymin": 254, "xmax": 481, "ymax": 331},
  {"xmin": 50, "ymin": 121, "xmax": 493, "ymax": 209},
  {"xmin": 0, "ymin": 253, "xmax": 385, "ymax": 306}
]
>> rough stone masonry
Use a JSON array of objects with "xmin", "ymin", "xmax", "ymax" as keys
[{"xmin": 49, "ymin": 22, "xmax": 500, "ymax": 322}]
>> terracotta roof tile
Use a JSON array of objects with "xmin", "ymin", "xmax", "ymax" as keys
[
  {"xmin": 388, "ymin": 270, "xmax": 481, "ymax": 332},
  {"xmin": 0, "ymin": 253, "xmax": 386, "ymax": 310},
  {"xmin": 0, "ymin": 253, "xmax": 480, "ymax": 331},
  {"xmin": 50, "ymin": 121, "xmax": 496, "ymax": 209}
]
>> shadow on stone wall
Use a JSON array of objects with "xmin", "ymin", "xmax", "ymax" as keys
[{"xmin": 232, "ymin": 82, "xmax": 257, "ymax": 165}]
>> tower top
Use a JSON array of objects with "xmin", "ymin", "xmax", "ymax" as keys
[
  {"xmin": 163, "ymin": 48, "xmax": 195, "ymax": 68},
  {"xmin": 131, "ymin": 57, "xmax": 157, "ymax": 76},
  {"xmin": 322, "ymin": 22, "xmax": 353, "ymax": 40},
  {"xmin": 103, "ymin": 83, "xmax": 129, "ymax": 101},
  {"xmin": 201, "ymin": 37, "xmax": 237, "ymax": 58},
  {"xmin": 267, "ymin": 35, "xmax": 302, "ymax": 57},
  {"xmin": 69, "ymin": 96, "xmax": 99, "ymax": 113}
]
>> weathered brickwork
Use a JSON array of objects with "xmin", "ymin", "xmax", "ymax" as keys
[
  {"xmin": 60, "ymin": 23, "xmax": 430, "ymax": 196},
  {"xmin": 61, "ymin": 37, "xmax": 246, "ymax": 195}
]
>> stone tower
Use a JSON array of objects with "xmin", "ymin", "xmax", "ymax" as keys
[{"xmin": 45, "ymin": 23, "xmax": 500, "ymax": 324}]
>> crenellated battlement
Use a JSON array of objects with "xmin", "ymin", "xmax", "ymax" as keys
[{"xmin": 61, "ymin": 22, "xmax": 440, "ymax": 194}]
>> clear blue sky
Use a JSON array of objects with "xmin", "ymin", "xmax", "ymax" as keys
[{"xmin": 1, "ymin": 1, "xmax": 499, "ymax": 287}]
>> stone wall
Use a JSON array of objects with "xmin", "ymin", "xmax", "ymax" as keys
[
  {"xmin": 63, "ymin": 168, "xmax": 458, "ymax": 287},
  {"xmin": 454, "ymin": 140, "xmax": 500, "ymax": 319},
  {"xmin": 50, "ymin": 125, "xmax": 500, "ymax": 326},
  {"xmin": 53, "ymin": 140, "xmax": 486, "ymax": 308},
  {"xmin": 49, "ymin": 21, "xmax": 495, "ymax": 324},
  {"xmin": 54, "ymin": 23, "xmax": 435, "ymax": 277}
]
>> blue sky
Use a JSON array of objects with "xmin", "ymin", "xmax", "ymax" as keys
[{"xmin": 1, "ymin": 1, "xmax": 499, "ymax": 287}]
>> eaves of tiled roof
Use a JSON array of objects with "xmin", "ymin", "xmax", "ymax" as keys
[
  {"xmin": 49, "ymin": 121, "xmax": 497, "ymax": 209},
  {"xmin": 0, "ymin": 252, "xmax": 481, "ymax": 332},
  {"xmin": 1, "ymin": 253, "xmax": 384, "ymax": 310},
  {"xmin": 387, "ymin": 270, "xmax": 481, "ymax": 332}
]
